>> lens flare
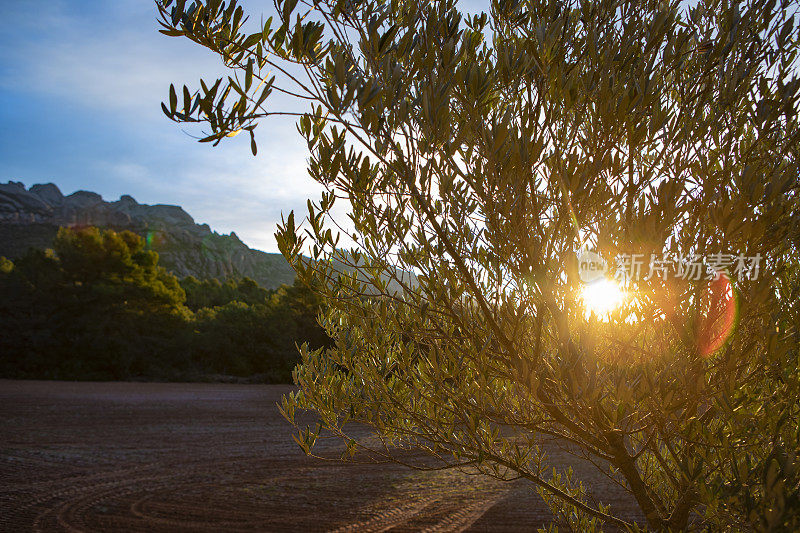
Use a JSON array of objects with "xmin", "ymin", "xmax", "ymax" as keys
[
  {"xmin": 580, "ymin": 278, "xmax": 627, "ymax": 319},
  {"xmin": 698, "ymin": 273, "xmax": 738, "ymax": 357},
  {"xmin": 145, "ymin": 230, "xmax": 166, "ymax": 249}
]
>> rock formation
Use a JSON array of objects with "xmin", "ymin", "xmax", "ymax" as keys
[{"xmin": 0, "ymin": 181, "xmax": 295, "ymax": 288}]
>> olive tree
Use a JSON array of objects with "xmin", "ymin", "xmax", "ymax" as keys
[{"xmin": 157, "ymin": 0, "xmax": 800, "ymax": 529}]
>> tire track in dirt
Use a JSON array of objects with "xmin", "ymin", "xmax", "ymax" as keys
[
  {"xmin": 37, "ymin": 470, "xmax": 187, "ymax": 532},
  {"xmin": 421, "ymin": 494, "xmax": 508, "ymax": 533},
  {"xmin": 31, "ymin": 459, "xmax": 305, "ymax": 532},
  {"xmin": 330, "ymin": 497, "xmax": 439, "ymax": 532},
  {"xmin": 125, "ymin": 475, "xmax": 305, "ymax": 531}
]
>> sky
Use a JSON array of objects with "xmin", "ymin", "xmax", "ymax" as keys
[
  {"xmin": 0, "ymin": 0, "xmax": 496, "ymax": 253},
  {"xmin": 0, "ymin": 0, "xmax": 328, "ymax": 253}
]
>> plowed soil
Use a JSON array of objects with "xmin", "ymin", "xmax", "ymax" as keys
[{"xmin": 0, "ymin": 381, "xmax": 642, "ymax": 532}]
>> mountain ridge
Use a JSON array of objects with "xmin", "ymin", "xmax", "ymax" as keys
[{"xmin": 0, "ymin": 181, "xmax": 296, "ymax": 288}]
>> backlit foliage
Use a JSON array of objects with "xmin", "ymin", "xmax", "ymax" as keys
[{"xmin": 158, "ymin": 0, "xmax": 800, "ymax": 529}]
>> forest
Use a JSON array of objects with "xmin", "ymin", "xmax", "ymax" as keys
[{"xmin": 0, "ymin": 226, "xmax": 329, "ymax": 382}]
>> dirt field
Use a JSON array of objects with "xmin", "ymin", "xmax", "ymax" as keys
[{"xmin": 0, "ymin": 380, "xmax": 642, "ymax": 532}]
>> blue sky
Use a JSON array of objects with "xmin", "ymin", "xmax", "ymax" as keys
[
  {"xmin": 0, "ymin": 0, "xmax": 490, "ymax": 252},
  {"xmin": 0, "ymin": 0, "xmax": 324, "ymax": 252}
]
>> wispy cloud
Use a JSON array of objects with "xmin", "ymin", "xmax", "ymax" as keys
[
  {"xmin": 0, "ymin": 1, "xmax": 225, "ymax": 117},
  {"xmin": 0, "ymin": 0, "xmax": 331, "ymax": 253}
]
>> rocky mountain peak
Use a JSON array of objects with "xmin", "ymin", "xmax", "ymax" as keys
[
  {"xmin": 117, "ymin": 194, "xmax": 137, "ymax": 205},
  {"xmin": 0, "ymin": 181, "xmax": 295, "ymax": 288},
  {"xmin": 66, "ymin": 190, "xmax": 103, "ymax": 207},
  {"xmin": 29, "ymin": 183, "xmax": 64, "ymax": 205}
]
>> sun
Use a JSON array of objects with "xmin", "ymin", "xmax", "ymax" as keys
[{"xmin": 580, "ymin": 278, "xmax": 627, "ymax": 319}]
